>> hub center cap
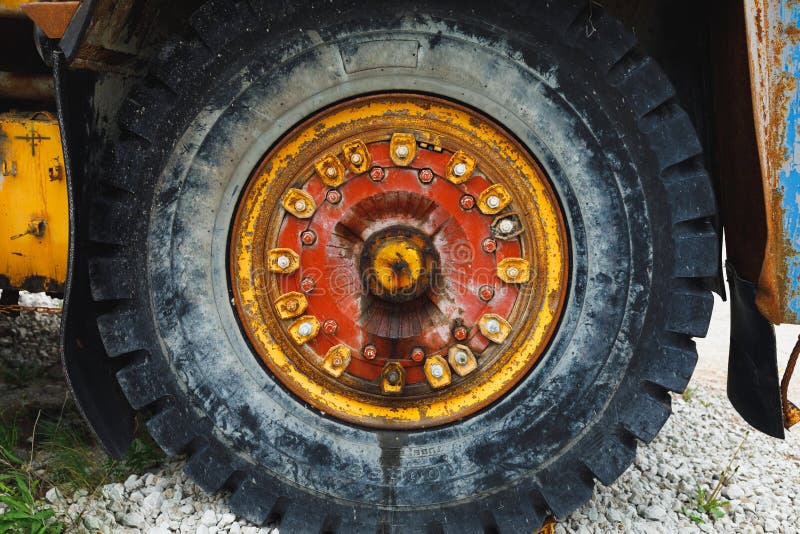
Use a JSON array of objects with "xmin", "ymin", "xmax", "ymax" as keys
[
  {"xmin": 229, "ymin": 94, "xmax": 569, "ymax": 429},
  {"xmin": 362, "ymin": 227, "xmax": 436, "ymax": 304}
]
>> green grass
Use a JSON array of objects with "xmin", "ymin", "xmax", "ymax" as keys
[
  {"xmin": 681, "ymin": 431, "xmax": 749, "ymax": 524},
  {"xmin": 0, "ymin": 414, "xmax": 63, "ymax": 533},
  {"xmin": 0, "ymin": 410, "xmax": 164, "ymax": 533}
]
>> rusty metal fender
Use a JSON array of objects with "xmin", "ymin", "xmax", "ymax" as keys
[{"xmin": 746, "ymin": 0, "xmax": 800, "ymax": 325}]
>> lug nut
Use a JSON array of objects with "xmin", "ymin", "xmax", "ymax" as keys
[
  {"xmin": 459, "ymin": 194, "xmax": 475, "ymax": 210},
  {"xmin": 486, "ymin": 195, "xmax": 501, "ymax": 209},
  {"xmin": 411, "ymin": 347, "xmax": 425, "ymax": 362},
  {"xmin": 332, "ymin": 356, "xmax": 343, "ymax": 368},
  {"xmin": 454, "ymin": 350, "xmax": 469, "ymax": 366},
  {"xmin": 350, "ymin": 152, "xmax": 363, "ymax": 165},
  {"xmin": 369, "ymin": 166, "xmax": 385, "ymax": 182},
  {"xmin": 294, "ymin": 199, "xmax": 307, "ymax": 212},
  {"xmin": 482, "ymin": 238, "xmax": 497, "ymax": 253},
  {"xmin": 453, "ymin": 162, "xmax": 468, "ymax": 177},
  {"xmin": 395, "ymin": 145, "xmax": 410, "ymax": 159},
  {"xmin": 386, "ymin": 368, "xmax": 401, "ymax": 385},
  {"xmin": 498, "ymin": 218, "xmax": 515, "ymax": 234},
  {"xmin": 284, "ymin": 299, "xmax": 299, "ymax": 312},
  {"xmin": 479, "ymin": 285, "xmax": 495, "ymax": 302},
  {"xmin": 429, "ymin": 362, "xmax": 445, "ymax": 379},
  {"xmin": 297, "ymin": 321, "xmax": 314, "ymax": 337},
  {"xmin": 418, "ymin": 168, "xmax": 434, "ymax": 183},
  {"xmin": 323, "ymin": 319, "xmax": 338, "ymax": 335},
  {"xmin": 300, "ymin": 277, "xmax": 315, "ymax": 293},
  {"xmin": 300, "ymin": 230, "xmax": 317, "ymax": 245},
  {"xmin": 325, "ymin": 166, "xmax": 338, "ymax": 178},
  {"xmin": 276, "ymin": 255, "xmax": 291, "ymax": 269},
  {"xmin": 453, "ymin": 325, "xmax": 468, "ymax": 341},
  {"xmin": 486, "ymin": 319, "xmax": 501, "ymax": 335},
  {"xmin": 326, "ymin": 190, "xmax": 342, "ymax": 204},
  {"xmin": 505, "ymin": 266, "xmax": 520, "ymax": 279},
  {"xmin": 363, "ymin": 344, "xmax": 377, "ymax": 360}
]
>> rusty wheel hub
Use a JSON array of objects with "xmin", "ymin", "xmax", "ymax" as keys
[{"xmin": 229, "ymin": 94, "xmax": 569, "ymax": 428}]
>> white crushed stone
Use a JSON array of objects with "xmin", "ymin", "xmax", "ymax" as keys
[{"xmin": 6, "ymin": 294, "xmax": 800, "ymax": 532}]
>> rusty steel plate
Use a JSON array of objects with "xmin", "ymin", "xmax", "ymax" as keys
[{"xmin": 229, "ymin": 94, "xmax": 569, "ymax": 429}]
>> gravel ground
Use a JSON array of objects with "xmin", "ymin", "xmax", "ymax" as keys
[{"xmin": 2, "ymin": 291, "xmax": 800, "ymax": 533}]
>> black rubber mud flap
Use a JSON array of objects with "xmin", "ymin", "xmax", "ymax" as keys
[
  {"xmin": 726, "ymin": 261, "xmax": 784, "ymax": 438},
  {"xmin": 55, "ymin": 51, "xmax": 136, "ymax": 458}
]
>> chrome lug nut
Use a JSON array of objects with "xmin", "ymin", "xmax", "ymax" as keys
[
  {"xmin": 395, "ymin": 144, "xmax": 410, "ymax": 159},
  {"xmin": 453, "ymin": 162, "xmax": 468, "ymax": 177},
  {"xmin": 276, "ymin": 255, "xmax": 291, "ymax": 269},
  {"xmin": 297, "ymin": 322, "xmax": 314, "ymax": 337},
  {"xmin": 386, "ymin": 368, "xmax": 401, "ymax": 385},
  {"xmin": 350, "ymin": 152, "xmax": 363, "ymax": 165},
  {"xmin": 294, "ymin": 199, "xmax": 308, "ymax": 212},
  {"xmin": 325, "ymin": 166, "xmax": 337, "ymax": 178},
  {"xmin": 486, "ymin": 195, "xmax": 501, "ymax": 209},
  {"xmin": 498, "ymin": 218, "xmax": 515, "ymax": 234},
  {"xmin": 486, "ymin": 319, "xmax": 501, "ymax": 335},
  {"xmin": 429, "ymin": 362, "xmax": 445, "ymax": 379},
  {"xmin": 505, "ymin": 266, "xmax": 520, "ymax": 279},
  {"xmin": 454, "ymin": 350, "xmax": 469, "ymax": 366}
]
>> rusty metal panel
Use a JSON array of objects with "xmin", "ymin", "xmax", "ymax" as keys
[
  {"xmin": 745, "ymin": 0, "xmax": 800, "ymax": 324},
  {"xmin": 0, "ymin": 111, "xmax": 67, "ymax": 292}
]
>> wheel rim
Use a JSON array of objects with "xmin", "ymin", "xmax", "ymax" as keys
[{"xmin": 229, "ymin": 93, "xmax": 569, "ymax": 429}]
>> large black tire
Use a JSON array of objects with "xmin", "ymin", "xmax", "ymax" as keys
[{"xmin": 87, "ymin": 1, "xmax": 717, "ymax": 531}]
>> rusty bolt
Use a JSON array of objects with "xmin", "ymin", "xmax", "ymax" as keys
[
  {"xmin": 363, "ymin": 344, "xmax": 378, "ymax": 360},
  {"xmin": 294, "ymin": 199, "xmax": 308, "ymax": 212},
  {"xmin": 482, "ymin": 238, "xmax": 497, "ymax": 254},
  {"xmin": 325, "ymin": 166, "xmax": 338, "ymax": 178},
  {"xmin": 411, "ymin": 347, "xmax": 425, "ymax": 362},
  {"xmin": 301, "ymin": 230, "xmax": 317, "ymax": 246},
  {"xmin": 479, "ymin": 285, "xmax": 495, "ymax": 302},
  {"xmin": 326, "ymin": 190, "xmax": 342, "ymax": 204},
  {"xmin": 323, "ymin": 319, "xmax": 338, "ymax": 335},
  {"xmin": 459, "ymin": 194, "xmax": 475, "ymax": 210},
  {"xmin": 453, "ymin": 325, "xmax": 468, "ymax": 341},
  {"xmin": 284, "ymin": 299, "xmax": 299, "ymax": 312},
  {"xmin": 386, "ymin": 368, "xmax": 401, "ymax": 385},
  {"xmin": 332, "ymin": 356, "xmax": 343, "ymax": 368},
  {"xmin": 418, "ymin": 168, "xmax": 434, "ymax": 183},
  {"xmin": 300, "ymin": 277, "xmax": 315, "ymax": 293},
  {"xmin": 369, "ymin": 166, "xmax": 385, "ymax": 182}
]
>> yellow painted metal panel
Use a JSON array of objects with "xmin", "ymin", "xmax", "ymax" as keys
[
  {"xmin": 0, "ymin": 0, "xmax": 27, "ymax": 17},
  {"xmin": 0, "ymin": 111, "xmax": 67, "ymax": 292}
]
